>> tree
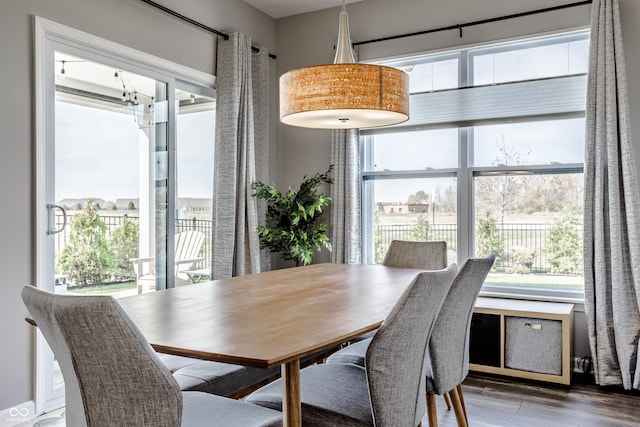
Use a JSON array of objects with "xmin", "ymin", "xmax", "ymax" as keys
[
  {"xmin": 252, "ymin": 166, "xmax": 333, "ymax": 266},
  {"xmin": 57, "ymin": 200, "xmax": 115, "ymax": 285},
  {"xmin": 475, "ymin": 212, "xmax": 504, "ymax": 269},
  {"xmin": 520, "ymin": 174, "xmax": 583, "ymax": 214},
  {"xmin": 475, "ymin": 132, "xmax": 529, "ymax": 225},
  {"xmin": 546, "ymin": 210, "xmax": 583, "ymax": 274},
  {"xmin": 440, "ymin": 185, "xmax": 456, "ymax": 213},
  {"xmin": 373, "ymin": 212, "xmax": 386, "ymax": 264},
  {"xmin": 110, "ymin": 216, "xmax": 139, "ymax": 280},
  {"xmin": 407, "ymin": 190, "xmax": 430, "ymax": 205},
  {"xmin": 128, "ymin": 201, "xmax": 136, "ymax": 210},
  {"xmin": 408, "ymin": 216, "xmax": 430, "ymax": 241}
]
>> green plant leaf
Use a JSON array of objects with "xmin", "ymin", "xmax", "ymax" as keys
[{"xmin": 252, "ymin": 165, "xmax": 334, "ymax": 266}]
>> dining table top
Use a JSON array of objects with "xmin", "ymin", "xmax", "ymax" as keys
[{"xmin": 117, "ymin": 262, "xmax": 425, "ymax": 369}]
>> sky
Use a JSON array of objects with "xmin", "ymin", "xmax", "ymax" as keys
[{"xmin": 55, "ymin": 101, "xmax": 215, "ymax": 202}]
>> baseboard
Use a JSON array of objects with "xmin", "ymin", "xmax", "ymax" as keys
[{"xmin": 0, "ymin": 401, "xmax": 35, "ymax": 427}]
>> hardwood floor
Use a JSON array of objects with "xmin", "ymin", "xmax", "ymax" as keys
[
  {"xmin": 21, "ymin": 373, "xmax": 639, "ymax": 426},
  {"xmin": 427, "ymin": 373, "xmax": 640, "ymax": 427}
]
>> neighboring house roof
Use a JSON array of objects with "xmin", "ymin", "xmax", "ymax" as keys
[
  {"xmin": 178, "ymin": 198, "xmax": 212, "ymax": 211},
  {"xmin": 57, "ymin": 198, "xmax": 108, "ymax": 207}
]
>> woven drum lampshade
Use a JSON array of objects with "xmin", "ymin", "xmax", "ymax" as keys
[
  {"xmin": 279, "ymin": 1, "xmax": 409, "ymax": 130},
  {"xmin": 280, "ymin": 63, "xmax": 409, "ymax": 129}
]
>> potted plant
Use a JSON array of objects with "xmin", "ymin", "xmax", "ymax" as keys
[{"xmin": 252, "ymin": 165, "xmax": 333, "ymax": 266}]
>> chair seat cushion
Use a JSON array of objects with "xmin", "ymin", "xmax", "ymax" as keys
[
  {"xmin": 349, "ymin": 329, "xmax": 377, "ymax": 343},
  {"xmin": 182, "ymin": 391, "xmax": 282, "ymax": 427},
  {"xmin": 159, "ymin": 354, "xmax": 279, "ymax": 397},
  {"xmin": 246, "ymin": 363, "xmax": 373, "ymax": 427},
  {"xmin": 325, "ymin": 338, "xmax": 371, "ymax": 367}
]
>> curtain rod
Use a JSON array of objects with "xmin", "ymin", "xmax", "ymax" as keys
[
  {"xmin": 354, "ymin": 0, "xmax": 593, "ymax": 47},
  {"xmin": 139, "ymin": 0, "xmax": 277, "ymax": 59}
]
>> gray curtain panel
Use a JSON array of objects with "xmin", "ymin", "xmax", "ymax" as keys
[
  {"xmin": 584, "ymin": 0, "xmax": 640, "ymax": 389},
  {"xmin": 330, "ymin": 129, "xmax": 361, "ymax": 264},
  {"xmin": 211, "ymin": 31, "xmax": 270, "ymax": 279}
]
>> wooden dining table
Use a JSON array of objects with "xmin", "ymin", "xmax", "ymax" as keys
[{"xmin": 117, "ymin": 262, "xmax": 425, "ymax": 427}]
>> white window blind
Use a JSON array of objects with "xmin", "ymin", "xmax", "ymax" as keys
[{"xmin": 384, "ymin": 74, "xmax": 587, "ymax": 131}]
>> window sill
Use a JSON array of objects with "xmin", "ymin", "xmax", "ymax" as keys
[{"xmin": 479, "ymin": 285, "xmax": 585, "ymax": 312}]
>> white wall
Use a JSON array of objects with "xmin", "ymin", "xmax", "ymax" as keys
[
  {"xmin": 274, "ymin": 0, "xmax": 640, "ymax": 361},
  {"xmin": 0, "ymin": 0, "xmax": 275, "ymax": 413}
]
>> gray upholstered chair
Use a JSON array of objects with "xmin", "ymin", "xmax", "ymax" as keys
[
  {"xmin": 382, "ymin": 240, "xmax": 448, "ymax": 269},
  {"xmin": 348, "ymin": 240, "xmax": 449, "ymax": 344},
  {"xmin": 22, "ymin": 286, "xmax": 282, "ymax": 427},
  {"xmin": 324, "ymin": 254, "xmax": 495, "ymax": 427},
  {"xmin": 424, "ymin": 253, "xmax": 495, "ymax": 427},
  {"xmin": 328, "ymin": 240, "xmax": 448, "ymax": 352},
  {"xmin": 245, "ymin": 264, "xmax": 457, "ymax": 427},
  {"xmin": 157, "ymin": 353, "xmax": 280, "ymax": 398}
]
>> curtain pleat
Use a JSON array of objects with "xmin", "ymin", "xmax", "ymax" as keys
[
  {"xmin": 211, "ymin": 31, "xmax": 270, "ymax": 279},
  {"xmin": 584, "ymin": 0, "xmax": 640, "ymax": 389},
  {"xmin": 330, "ymin": 129, "xmax": 361, "ymax": 264}
]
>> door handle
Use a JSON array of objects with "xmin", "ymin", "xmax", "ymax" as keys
[{"xmin": 47, "ymin": 204, "xmax": 67, "ymax": 235}]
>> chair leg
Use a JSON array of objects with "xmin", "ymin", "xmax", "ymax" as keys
[
  {"xmin": 443, "ymin": 392, "xmax": 452, "ymax": 410},
  {"xmin": 426, "ymin": 392, "xmax": 438, "ymax": 427},
  {"xmin": 457, "ymin": 384, "xmax": 468, "ymax": 424},
  {"xmin": 449, "ymin": 386, "xmax": 468, "ymax": 427}
]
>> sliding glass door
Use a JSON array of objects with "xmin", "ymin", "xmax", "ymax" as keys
[{"xmin": 35, "ymin": 17, "xmax": 216, "ymax": 414}]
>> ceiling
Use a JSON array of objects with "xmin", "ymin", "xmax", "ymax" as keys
[
  {"xmin": 242, "ymin": 0, "xmax": 364, "ymax": 19},
  {"xmin": 54, "ymin": 52, "xmax": 214, "ymax": 116}
]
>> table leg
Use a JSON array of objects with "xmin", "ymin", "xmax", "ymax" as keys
[{"xmin": 281, "ymin": 359, "xmax": 301, "ymax": 427}]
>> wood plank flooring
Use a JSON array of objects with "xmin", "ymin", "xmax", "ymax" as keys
[
  {"xmin": 426, "ymin": 373, "xmax": 640, "ymax": 427},
  {"xmin": 22, "ymin": 373, "xmax": 640, "ymax": 426}
]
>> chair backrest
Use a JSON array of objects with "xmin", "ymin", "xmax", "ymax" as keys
[
  {"xmin": 22, "ymin": 286, "xmax": 182, "ymax": 426},
  {"xmin": 425, "ymin": 253, "xmax": 496, "ymax": 394},
  {"xmin": 365, "ymin": 264, "xmax": 457, "ymax": 427},
  {"xmin": 174, "ymin": 230, "xmax": 205, "ymax": 276},
  {"xmin": 175, "ymin": 230, "xmax": 205, "ymax": 261},
  {"xmin": 382, "ymin": 240, "xmax": 448, "ymax": 270}
]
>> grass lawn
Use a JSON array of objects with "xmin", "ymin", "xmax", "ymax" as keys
[{"xmin": 66, "ymin": 281, "xmax": 136, "ymax": 294}]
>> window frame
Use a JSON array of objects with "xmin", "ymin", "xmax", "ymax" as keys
[{"xmin": 361, "ymin": 29, "xmax": 589, "ymax": 303}]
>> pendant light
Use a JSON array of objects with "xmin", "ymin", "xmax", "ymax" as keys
[{"xmin": 279, "ymin": 0, "xmax": 409, "ymax": 129}]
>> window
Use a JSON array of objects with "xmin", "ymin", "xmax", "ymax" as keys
[{"xmin": 361, "ymin": 30, "xmax": 589, "ymax": 300}]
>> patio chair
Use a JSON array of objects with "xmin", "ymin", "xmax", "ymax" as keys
[
  {"xmin": 132, "ymin": 230, "xmax": 206, "ymax": 294},
  {"xmin": 21, "ymin": 285, "xmax": 282, "ymax": 427}
]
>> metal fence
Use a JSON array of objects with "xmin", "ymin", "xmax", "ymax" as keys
[
  {"xmin": 54, "ymin": 214, "xmax": 212, "ymax": 268},
  {"xmin": 377, "ymin": 224, "xmax": 458, "ymax": 253},
  {"xmin": 376, "ymin": 223, "xmax": 583, "ymax": 273},
  {"xmin": 55, "ymin": 214, "xmax": 581, "ymax": 274}
]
